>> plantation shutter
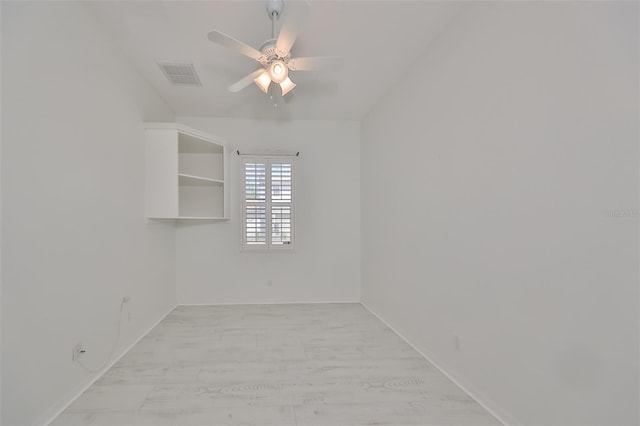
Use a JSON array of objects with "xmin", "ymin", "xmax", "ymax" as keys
[
  {"xmin": 270, "ymin": 162, "xmax": 293, "ymax": 246},
  {"xmin": 243, "ymin": 161, "xmax": 267, "ymax": 246},
  {"xmin": 242, "ymin": 157, "xmax": 295, "ymax": 250}
]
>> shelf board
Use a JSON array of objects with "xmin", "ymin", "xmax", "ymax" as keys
[
  {"xmin": 176, "ymin": 216, "xmax": 228, "ymax": 220},
  {"xmin": 147, "ymin": 216, "xmax": 228, "ymax": 220},
  {"xmin": 178, "ymin": 173, "xmax": 224, "ymax": 186}
]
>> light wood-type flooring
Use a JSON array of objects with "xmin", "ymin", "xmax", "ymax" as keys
[{"xmin": 51, "ymin": 304, "xmax": 499, "ymax": 425}]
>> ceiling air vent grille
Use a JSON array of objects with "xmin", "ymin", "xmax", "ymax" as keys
[{"xmin": 158, "ymin": 62, "xmax": 202, "ymax": 86}]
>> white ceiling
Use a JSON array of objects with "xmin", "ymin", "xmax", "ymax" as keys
[{"xmin": 89, "ymin": 1, "xmax": 462, "ymax": 121}]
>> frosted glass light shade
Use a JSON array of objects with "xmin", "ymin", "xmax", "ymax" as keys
[
  {"xmin": 280, "ymin": 77, "xmax": 296, "ymax": 96},
  {"xmin": 268, "ymin": 60, "xmax": 288, "ymax": 84},
  {"xmin": 254, "ymin": 71, "xmax": 271, "ymax": 93}
]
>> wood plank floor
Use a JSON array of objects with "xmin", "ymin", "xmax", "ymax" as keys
[{"xmin": 51, "ymin": 304, "xmax": 499, "ymax": 425}]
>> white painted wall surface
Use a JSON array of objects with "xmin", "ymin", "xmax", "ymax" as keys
[
  {"xmin": 175, "ymin": 117, "xmax": 360, "ymax": 305},
  {"xmin": 361, "ymin": 2, "xmax": 638, "ymax": 425},
  {"xmin": 1, "ymin": 3, "xmax": 177, "ymax": 425}
]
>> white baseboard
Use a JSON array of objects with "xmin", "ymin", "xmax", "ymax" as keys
[
  {"xmin": 38, "ymin": 304, "xmax": 177, "ymax": 426},
  {"xmin": 177, "ymin": 300, "xmax": 360, "ymax": 306},
  {"xmin": 360, "ymin": 301, "xmax": 521, "ymax": 426}
]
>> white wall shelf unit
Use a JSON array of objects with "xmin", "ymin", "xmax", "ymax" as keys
[{"xmin": 144, "ymin": 123, "xmax": 229, "ymax": 220}]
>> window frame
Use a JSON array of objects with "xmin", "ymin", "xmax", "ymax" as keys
[{"xmin": 241, "ymin": 155, "xmax": 295, "ymax": 252}]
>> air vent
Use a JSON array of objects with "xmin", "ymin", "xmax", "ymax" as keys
[{"xmin": 158, "ymin": 62, "xmax": 202, "ymax": 86}]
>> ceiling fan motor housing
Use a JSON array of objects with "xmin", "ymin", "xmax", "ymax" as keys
[{"xmin": 259, "ymin": 38, "xmax": 289, "ymax": 67}]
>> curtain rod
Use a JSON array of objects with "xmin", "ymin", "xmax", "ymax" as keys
[{"xmin": 237, "ymin": 150, "xmax": 299, "ymax": 157}]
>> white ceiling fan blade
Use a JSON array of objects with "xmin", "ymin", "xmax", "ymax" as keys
[
  {"xmin": 275, "ymin": 1, "xmax": 310, "ymax": 57},
  {"xmin": 208, "ymin": 30, "xmax": 263, "ymax": 60},
  {"xmin": 287, "ymin": 56, "xmax": 343, "ymax": 71},
  {"xmin": 229, "ymin": 69, "xmax": 265, "ymax": 93}
]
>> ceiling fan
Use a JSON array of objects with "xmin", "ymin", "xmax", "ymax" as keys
[{"xmin": 207, "ymin": 0, "xmax": 340, "ymax": 97}]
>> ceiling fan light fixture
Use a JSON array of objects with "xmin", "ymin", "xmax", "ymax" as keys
[
  {"xmin": 208, "ymin": 0, "xmax": 340, "ymax": 99},
  {"xmin": 280, "ymin": 77, "xmax": 296, "ymax": 96},
  {"xmin": 268, "ymin": 59, "xmax": 288, "ymax": 84},
  {"xmin": 254, "ymin": 70, "xmax": 272, "ymax": 93}
]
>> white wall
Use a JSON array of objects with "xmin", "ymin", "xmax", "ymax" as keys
[
  {"xmin": 1, "ymin": 3, "xmax": 177, "ymax": 425},
  {"xmin": 361, "ymin": 2, "xmax": 638, "ymax": 425},
  {"xmin": 175, "ymin": 117, "xmax": 360, "ymax": 304}
]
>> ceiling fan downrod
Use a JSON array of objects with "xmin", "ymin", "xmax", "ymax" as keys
[{"xmin": 266, "ymin": 0, "xmax": 284, "ymax": 39}]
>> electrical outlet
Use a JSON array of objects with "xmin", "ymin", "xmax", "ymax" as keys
[{"xmin": 72, "ymin": 342, "xmax": 84, "ymax": 361}]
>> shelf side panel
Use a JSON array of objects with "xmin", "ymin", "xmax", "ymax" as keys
[
  {"xmin": 145, "ymin": 128, "xmax": 178, "ymax": 218},
  {"xmin": 223, "ymin": 146, "xmax": 229, "ymax": 219}
]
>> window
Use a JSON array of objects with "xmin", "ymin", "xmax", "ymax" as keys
[{"xmin": 242, "ymin": 157, "xmax": 294, "ymax": 250}]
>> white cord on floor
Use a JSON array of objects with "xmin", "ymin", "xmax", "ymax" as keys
[{"xmin": 76, "ymin": 299, "xmax": 126, "ymax": 374}]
